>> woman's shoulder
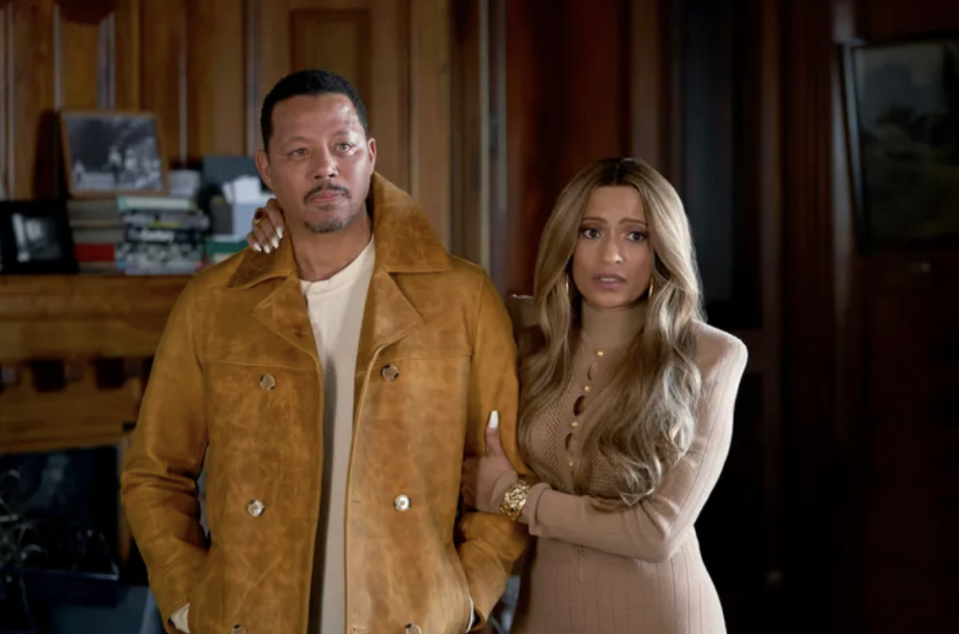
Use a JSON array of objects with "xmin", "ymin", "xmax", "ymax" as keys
[{"xmin": 689, "ymin": 320, "xmax": 748, "ymax": 375}]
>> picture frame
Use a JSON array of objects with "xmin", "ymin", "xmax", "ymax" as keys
[
  {"xmin": 0, "ymin": 200, "xmax": 79, "ymax": 275},
  {"xmin": 841, "ymin": 35, "xmax": 959, "ymax": 252},
  {"xmin": 58, "ymin": 110, "xmax": 168, "ymax": 198}
]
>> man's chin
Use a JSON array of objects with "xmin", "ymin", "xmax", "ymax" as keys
[{"xmin": 303, "ymin": 211, "xmax": 352, "ymax": 234}]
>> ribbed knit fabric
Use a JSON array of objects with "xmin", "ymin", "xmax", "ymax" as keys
[{"xmin": 511, "ymin": 302, "xmax": 748, "ymax": 634}]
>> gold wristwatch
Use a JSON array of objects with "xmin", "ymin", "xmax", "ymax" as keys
[{"xmin": 499, "ymin": 476, "xmax": 531, "ymax": 521}]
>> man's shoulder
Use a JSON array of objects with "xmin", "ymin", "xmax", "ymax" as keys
[
  {"xmin": 443, "ymin": 255, "xmax": 500, "ymax": 298},
  {"xmin": 446, "ymin": 254, "xmax": 488, "ymax": 280},
  {"xmin": 178, "ymin": 249, "xmax": 250, "ymax": 298}
]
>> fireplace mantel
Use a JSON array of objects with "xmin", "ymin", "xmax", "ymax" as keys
[{"xmin": 0, "ymin": 274, "xmax": 190, "ymax": 454}]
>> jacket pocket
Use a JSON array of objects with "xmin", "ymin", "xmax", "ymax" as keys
[
  {"xmin": 188, "ymin": 546, "xmax": 221, "ymax": 632},
  {"xmin": 444, "ymin": 544, "xmax": 472, "ymax": 633}
]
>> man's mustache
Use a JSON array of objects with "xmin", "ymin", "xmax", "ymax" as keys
[{"xmin": 304, "ymin": 183, "xmax": 351, "ymax": 203}]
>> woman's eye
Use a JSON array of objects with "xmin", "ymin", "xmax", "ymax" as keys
[
  {"xmin": 627, "ymin": 231, "xmax": 647, "ymax": 242},
  {"xmin": 580, "ymin": 227, "xmax": 601, "ymax": 239}
]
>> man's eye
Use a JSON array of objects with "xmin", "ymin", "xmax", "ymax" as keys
[{"xmin": 290, "ymin": 148, "xmax": 308, "ymax": 158}]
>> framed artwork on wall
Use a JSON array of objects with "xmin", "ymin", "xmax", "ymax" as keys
[
  {"xmin": 842, "ymin": 35, "xmax": 959, "ymax": 251},
  {"xmin": 58, "ymin": 110, "xmax": 168, "ymax": 198},
  {"xmin": 0, "ymin": 200, "xmax": 79, "ymax": 274}
]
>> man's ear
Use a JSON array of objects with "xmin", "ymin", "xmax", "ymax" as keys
[
  {"xmin": 367, "ymin": 137, "xmax": 377, "ymax": 172},
  {"xmin": 255, "ymin": 150, "xmax": 273, "ymax": 191}
]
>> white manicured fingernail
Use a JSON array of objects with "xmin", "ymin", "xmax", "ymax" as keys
[
  {"xmin": 277, "ymin": 227, "xmax": 284, "ymax": 240},
  {"xmin": 252, "ymin": 243, "xmax": 262, "ymax": 253},
  {"xmin": 271, "ymin": 235, "xmax": 280, "ymax": 250},
  {"xmin": 489, "ymin": 411, "xmax": 499, "ymax": 429}
]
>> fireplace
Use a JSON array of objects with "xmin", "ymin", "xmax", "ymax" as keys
[{"xmin": 0, "ymin": 445, "xmax": 121, "ymax": 632}]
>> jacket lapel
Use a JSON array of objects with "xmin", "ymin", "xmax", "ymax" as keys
[
  {"xmin": 225, "ymin": 173, "xmax": 451, "ymax": 378},
  {"xmin": 251, "ymin": 276, "xmax": 319, "ymax": 364},
  {"xmin": 228, "ymin": 231, "xmax": 319, "ymax": 364},
  {"xmin": 355, "ymin": 267, "xmax": 423, "ymax": 368}
]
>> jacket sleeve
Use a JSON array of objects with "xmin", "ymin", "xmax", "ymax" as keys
[
  {"xmin": 518, "ymin": 336, "xmax": 748, "ymax": 561},
  {"xmin": 457, "ymin": 274, "xmax": 531, "ymax": 629},
  {"xmin": 120, "ymin": 284, "xmax": 208, "ymax": 630}
]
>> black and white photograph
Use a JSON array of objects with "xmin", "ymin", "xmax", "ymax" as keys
[
  {"xmin": 0, "ymin": 201, "xmax": 78, "ymax": 274},
  {"xmin": 59, "ymin": 110, "xmax": 167, "ymax": 198},
  {"xmin": 12, "ymin": 213, "xmax": 63, "ymax": 263},
  {"xmin": 843, "ymin": 36, "xmax": 959, "ymax": 250}
]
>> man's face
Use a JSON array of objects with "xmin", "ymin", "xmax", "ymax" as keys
[{"xmin": 256, "ymin": 94, "xmax": 376, "ymax": 235}]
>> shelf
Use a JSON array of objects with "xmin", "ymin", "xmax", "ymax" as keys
[
  {"xmin": 0, "ymin": 274, "xmax": 190, "ymax": 361},
  {"xmin": 0, "ymin": 274, "xmax": 191, "ymax": 453}
]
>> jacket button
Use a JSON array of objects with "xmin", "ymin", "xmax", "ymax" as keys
[
  {"xmin": 404, "ymin": 625, "xmax": 422, "ymax": 634},
  {"xmin": 380, "ymin": 364, "xmax": 400, "ymax": 381},
  {"xmin": 232, "ymin": 625, "xmax": 246, "ymax": 634},
  {"xmin": 394, "ymin": 494, "xmax": 411, "ymax": 512},
  {"xmin": 259, "ymin": 374, "xmax": 276, "ymax": 390},
  {"xmin": 247, "ymin": 500, "xmax": 266, "ymax": 517}
]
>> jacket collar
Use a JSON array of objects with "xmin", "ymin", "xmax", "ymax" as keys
[{"xmin": 227, "ymin": 173, "xmax": 449, "ymax": 290}]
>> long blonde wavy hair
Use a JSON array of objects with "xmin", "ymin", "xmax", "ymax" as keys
[{"xmin": 518, "ymin": 157, "xmax": 704, "ymax": 509}]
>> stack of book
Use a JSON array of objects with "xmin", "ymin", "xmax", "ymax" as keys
[{"xmin": 68, "ymin": 196, "xmax": 210, "ymax": 275}]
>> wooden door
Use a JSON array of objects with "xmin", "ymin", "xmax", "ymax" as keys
[
  {"xmin": 254, "ymin": 0, "xmax": 452, "ymax": 245},
  {"xmin": 861, "ymin": 251, "xmax": 959, "ymax": 632}
]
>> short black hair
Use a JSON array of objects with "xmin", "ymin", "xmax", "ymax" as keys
[{"xmin": 260, "ymin": 69, "xmax": 370, "ymax": 149}]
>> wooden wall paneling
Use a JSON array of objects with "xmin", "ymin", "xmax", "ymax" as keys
[
  {"xmin": 290, "ymin": 8, "xmax": 372, "ymax": 99},
  {"xmin": 450, "ymin": 0, "xmax": 488, "ymax": 266},
  {"xmin": 629, "ymin": 0, "xmax": 669, "ymax": 172},
  {"xmin": 781, "ymin": 0, "xmax": 841, "ymax": 630},
  {"xmin": 827, "ymin": 0, "xmax": 870, "ymax": 630},
  {"xmin": 487, "ymin": 0, "xmax": 507, "ymax": 293},
  {"xmin": 252, "ymin": 0, "xmax": 289, "ymax": 116},
  {"xmin": 0, "ymin": 2, "xmax": 10, "ymax": 198},
  {"xmin": 54, "ymin": 0, "xmax": 114, "ymax": 111},
  {"xmin": 113, "ymin": 0, "xmax": 139, "ymax": 110},
  {"xmin": 8, "ymin": 0, "xmax": 56, "ymax": 199},
  {"xmin": 860, "ymin": 251, "xmax": 959, "ymax": 631},
  {"xmin": 409, "ymin": 0, "xmax": 450, "ymax": 246},
  {"xmin": 502, "ymin": 2, "xmax": 556, "ymax": 294},
  {"xmin": 365, "ymin": 0, "xmax": 409, "ymax": 195},
  {"xmin": 864, "ymin": 0, "xmax": 959, "ymax": 41},
  {"xmin": 755, "ymin": 0, "xmax": 784, "ymax": 614},
  {"xmin": 185, "ymin": 0, "xmax": 247, "ymax": 158},
  {"xmin": 139, "ymin": 0, "xmax": 186, "ymax": 166},
  {"xmin": 501, "ymin": 0, "xmax": 631, "ymax": 297}
]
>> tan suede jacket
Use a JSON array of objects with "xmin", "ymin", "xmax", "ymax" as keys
[{"xmin": 120, "ymin": 174, "xmax": 529, "ymax": 634}]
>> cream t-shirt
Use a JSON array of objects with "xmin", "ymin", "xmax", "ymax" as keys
[{"xmin": 300, "ymin": 237, "xmax": 375, "ymax": 634}]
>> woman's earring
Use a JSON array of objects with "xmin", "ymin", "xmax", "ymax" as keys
[
  {"xmin": 647, "ymin": 276, "xmax": 655, "ymax": 302},
  {"xmin": 564, "ymin": 275, "xmax": 570, "ymax": 296}
]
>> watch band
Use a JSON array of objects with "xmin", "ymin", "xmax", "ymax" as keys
[{"xmin": 499, "ymin": 476, "xmax": 531, "ymax": 521}]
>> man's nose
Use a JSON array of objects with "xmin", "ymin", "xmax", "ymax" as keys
[{"xmin": 312, "ymin": 149, "xmax": 337, "ymax": 179}]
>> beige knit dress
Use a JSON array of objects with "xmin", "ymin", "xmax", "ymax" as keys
[{"xmin": 500, "ymin": 302, "xmax": 748, "ymax": 634}]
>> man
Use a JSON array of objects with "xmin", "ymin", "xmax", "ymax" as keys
[{"xmin": 121, "ymin": 69, "xmax": 528, "ymax": 634}]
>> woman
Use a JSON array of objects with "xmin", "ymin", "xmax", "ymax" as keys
[{"xmin": 245, "ymin": 158, "xmax": 747, "ymax": 633}]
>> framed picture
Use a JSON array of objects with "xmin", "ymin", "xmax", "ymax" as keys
[
  {"xmin": 0, "ymin": 201, "xmax": 79, "ymax": 274},
  {"xmin": 842, "ymin": 35, "xmax": 959, "ymax": 251},
  {"xmin": 59, "ymin": 110, "xmax": 168, "ymax": 198}
]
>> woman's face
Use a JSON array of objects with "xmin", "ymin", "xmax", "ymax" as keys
[{"xmin": 571, "ymin": 186, "xmax": 652, "ymax": 310}]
